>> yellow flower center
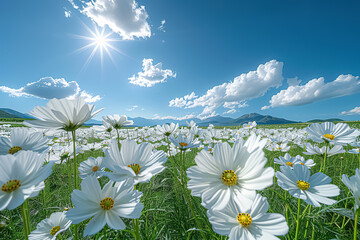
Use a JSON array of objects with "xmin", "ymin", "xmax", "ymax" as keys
[
  {"xmin": 100, "ymin": 197, "xmax": 114, "ymax": 210},
  {"xmin": 221, "ymin": 170, "xmax": 238, "ymax": 186},
  {"xmin": 300, "ymin": 162, "xmax": 304, "ymax": 165},
  {"xmin": 208, "ymin": 148, "xmax": 212, "ymax": 152},
  {"xmin": 50, "ymin": 226, "xmax": 61, "ymax": 236},
  {"xmin": 323, "ymin": 134, "xmax": 335, "ymax": 140},
  {"xmin": 179, "ymin": 142, "xmax": 188, "ymax": 148},
  {"xmin": 8, "ymin": 146, "xmax": 22, "ymax": 155},
  {"xmin": 247, "ymin": 125, "xmax": 250, "ymax": 128},
  {"xmin": 277, "ymin": 147, "xmax": 282, "ymax": 150},
  {"xmin": 1, "ymin": 179, "xmax": 21, "ymax": 193},
  {"xmin": 297, "ymin": 180, "xmax": 310, "ymax": 190},
  {"xmin": 237, "ymin": 213, "xmax": 252, "ymax": 228},
  {"xmin": 286, "ymin": 162, "xmax": 293, "ymax": 167},
  {"xmin": 128, "ymin": 163, "xmax": 141, "ymax": 175},
  {"xmin": 92, "ymin": 166, "xmax": 99, "ymax": 172}
]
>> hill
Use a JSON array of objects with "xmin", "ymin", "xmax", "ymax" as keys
[
  {"xmin": 0, "ymin": 108, "xmax": 299, "ymax": 127},
  {"xmin": 307, "ymin": 118, "xmax": 344, "ymax": 123}
]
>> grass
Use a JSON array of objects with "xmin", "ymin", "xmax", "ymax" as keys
[{"xmin": 0, "ymin": 124, "xmax": 359, "ymax": 239}]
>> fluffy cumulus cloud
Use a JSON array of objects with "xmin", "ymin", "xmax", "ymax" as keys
[
  {"xmin": 0, "ymin": 77, "xmax": 101, "ymax": 103},
  {"xmin": 169, "ymin": 60, "xmax": 283, "ymax": 118},
  {"xmin": 262, "ymin": 74, "xmax": 360, "ymax": 110},
  {"xmin": 72, "ymin": 0, "xmax": 151, "ymax": 40},
  {"xmin": 153, "ymin": 113, "xmax": 196, "ymax": 121},
  {"xmin": 127, "ymin": 105, "xmax": 138, "ymax": 111},
  {"xmin": 129, "ymin": 58, "xmax": 176, "ymax": 87},
  {"xmin": 341, "ymin": 106, "xmax": 360, "ymax": 115}
]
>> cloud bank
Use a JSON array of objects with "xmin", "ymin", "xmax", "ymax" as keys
[
  {"xmin": 129, "ymin": 58, "xmax": 176, "ymax": 87},
  {"xmin": 71, "ymin": 0, "xmax": 151, "ymax": 40},
  {"xmin": 262, "ymin": 74, "xmax": 360, "ymax": 109},
  {"xmin": 169, "ymin": 60, "xmax": 284, "ymax": 118},
  {"xmin": 0, "ymin": 77, "xmax": 101, "ymax": 103},
  {"xmin": 341, "ymin": 106, "xmax": 360, "ymax": 115}
]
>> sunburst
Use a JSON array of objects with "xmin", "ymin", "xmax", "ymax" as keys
[{"xmin": 71, "ymin": 24, "xmax": 123, "ymax": 71}]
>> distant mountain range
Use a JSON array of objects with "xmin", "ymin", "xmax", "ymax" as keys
[
  {"xmin": 1, "ymin": 108, "xmax": 345, "ymax": 127},
  {"xmin": 86, "ymin": 113, "xmax": 299, "ymax": 127},
  {"xmin": 0, "ymin": 108, "xmax": 33, "ymax": 119},
  {"xmin": 0, "ymin": 108, "xmax": 299, "ymax": 126}
]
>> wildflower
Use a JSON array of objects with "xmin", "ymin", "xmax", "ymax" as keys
[
  {"xmin": 156, "ymin": 123, "xmax": 178, "ymax": 137},
  {"xmin": 66, "ymin": 176, "xmax": 143, "ymax": 237},
  {"xmin": 103, "ymin": 139, "xmax": 167, "ymax": 185},
  {"xmin": 24, "ymin": 97, "xmax": 103, "ymax": 131},
  {"xmin": 207, "ymin": 194, "xmax": 288, "ymax": 240},
  {"xmin": 79, "ymin": 157, "xmax": 105, "ymax": 179},
  {"xmin": 0, "ymin": 128, "xmax": 49, "ymax": 155},
  {"xmin": 187, "ymin": 134, "xmax": 274, "ymax": 210},
  {"xmin": 169, "ymin": 133, "xmax": 200, "ymax": 150},
  {"xmin": 0, "ymin": 151, "xmax": 54, "ymax": 210},
  {"xmin": 102, "ymin": 114, "xmax": 133, "ymax": 129},
  {"xmin": 276, "ymin": 164, "xmax": 340, "ymax": 207},
  {"xmin": 342, "ymin": 169, "xmax": 360, "ymax": 210},
  {"xmin": 306, "ymin": 122, "xmax": 359, "ymax": 145},
  {"xmin": 303, "ymin": 143, "xmax": 345, "ymax": 157},
  {"xmin": 29, "ymin": 211, "xmax": 71, "ymax": 240}
]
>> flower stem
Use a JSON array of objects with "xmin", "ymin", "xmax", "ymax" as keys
[
  {"xmin": 116, "ymin": 129, "xmax": 121, "ymax": 150},
  {"xmin": 20, "ymin": 199, "xmax": 31, "ymax": 240},
  {"xmin": 354, "ymin": 208, "xmax": 359, "ymax": 240},
  {"xmin": 295, "ymin": 198, "xmax": 301, "ymax": 240},
  {"xmin": 133, "ymin": 185, "xmax": 141, "ymax": 240},
  {"xmin": 321, "ymin": 144, "xmax": 328, "ymax": 173},
  {"xmin": 71, "ymin": 130, "xmax": 79, "ymax": 240},
  {"xmin": 71, "ymin": 130, "xmax": 78, "ymax": 190},
  {"xmin": 303, "ymin": 205, "xmax": 311, "ymax": 239}
]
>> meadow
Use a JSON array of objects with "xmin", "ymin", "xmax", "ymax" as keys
[{"xmin": 0, "ymin": 115, "xmax": 359, "ymax": 240}]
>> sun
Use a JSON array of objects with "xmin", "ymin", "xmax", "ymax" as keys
[{"xmin": 72, "ymin": 25, "xmax": 123, "ymax": 70}]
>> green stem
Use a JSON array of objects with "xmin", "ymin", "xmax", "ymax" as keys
[
  {"xmin": 304, "ymin": 205, "xmax": 311, "ymax": 239},
  {"xmin": 20, "ymin": 200, "xmax": 30, "ymax": 239},
  {"xmin": 354, "ymin": 208, "xmax": 359, "ymax": 240},
  {"xmin": 321, "ymin": 144, "xmax": 328, "ymax": 173},
  {"xmin": 71, "ymin": 130, "xmax": 78, "ymax": 240},
  {"xmin": 116, "ymin": 129, "xmax": 121, "ymax": 150},
  {"xmin": 295, "ymin": 198, "xmax": 301, "ymax": 240},
  {"xmin": 133, "ymin": 185, "xmax": 141, "ymax": 240}
]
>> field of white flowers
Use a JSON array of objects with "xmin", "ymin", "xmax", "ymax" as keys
[{"xmin": 0, "ymin": 97, "xmax": 359, "ymax": 240}]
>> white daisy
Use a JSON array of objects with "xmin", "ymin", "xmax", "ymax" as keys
[
  {"xmin": 169, "ymin": 133, "xmax": 200, "ymax": 150},
  {"xmin": 0, "ymin": 128, "xmax": 50, "ymax": 155},
  {"xmin": 103, "ymin": 139, "xmax": 167, "ymax": 185},
  {"xmin": 66, "ymin": 176, "xmax": 143, "ymax": 237},
  {"xmin": 303, "ymin": 143, "xmax": 345, "ymax": 157},
  {"xmin": 0, "ymin": 151, "xmax": 54, "ymax": 211},
  {"xmin": 342, "ymin": 168, "xmax": 360, "ymax": 211},
  {"xmin": 187, "ymin": 134, "xmax": 274, "ymax": 210},
  {"xmin": 29, "ymin": 211, "xmax": 71, "ymax": 240},
  {"xmin": 24, "ymin": 97, "xmax": 103, "ymax": 131},
  {"xmin": 306, "ymin": 122, "xmax": 359, "ymax": 145},
  {"xmin": 207, "ymin": 194, "xmax": 288, "ymax": 240},
  {"xmin": 102, "ymin": 114, "xmax": 133, "ymax": 129},
  {"xmin": 79, "ymin": 157, "xmax": 105, "ymax": 179},
  {"xmin": 275, "ymin": 164, "xmax": 340, "ymax": 207},
  {"xmin": 156, "ymin": 123, "xmax": 178, "ymax": 137}
]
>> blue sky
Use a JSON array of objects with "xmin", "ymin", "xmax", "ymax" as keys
[{"xmin": 1, "ymin": 0, "xmax": 360, "ymax": 122}]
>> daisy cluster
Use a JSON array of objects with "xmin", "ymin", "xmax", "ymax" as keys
[{"xmin": 0, "ymin": 96, "xmax": 360, "ymax": 239}]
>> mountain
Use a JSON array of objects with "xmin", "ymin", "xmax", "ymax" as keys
[
  {"xmin": 0, "ymin": 108, "xmax": 33, "ymax": 119},
  {"xmin": 307, "ymin": 118, "xmax": 344, "ymax": 123},
  {"xmin": 0, "ymin": 108, "xmax": 299, "ymax": 127}
]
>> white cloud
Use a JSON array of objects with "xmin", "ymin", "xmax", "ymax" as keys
[
  {"xmin": 73, "ymin": 0, "xmax": 151, "ymax": 40},
  {"xmin": 341, "ymin": 106, "xmax": 360, "ymax": 115},
  {"xmin": 158, "ymin": 20, "xmax": 166, "ymax": 32},
  {"xmin": 64, "ymin": 10, "xmax": 71, "ymax": 18},
  {"xmin": 169, "ymin": 92, "xmax": 197, "ymax": 108},
  {"xmin": 262, "ymin": 74, "xmax": 360, "ymax": 110},
  {"xmin": 127, "ymin": 105, "xmax": 138, "ymax": 111},
  {"xmin": 169, "ymin": 60, "xmax": 283, "ymax": 117},
  {"xmin": 224, "ymin": 109, "xmax": 236, "ymax": 114},
  {"xmin": 0, "ymin": 77, "xmax": 101, "ymax": 103},
  {"xmin": 152, "ymin": 113, "xmax": 196, "ymax": 121},
  {"xmin": 129, "ymin": 58, "xmax": 176, "ymax": 87}
]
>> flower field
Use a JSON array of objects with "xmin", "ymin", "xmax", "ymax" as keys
[{"xmin": 0, "ymin": 97, "xmax": 359, "ymax": 240}]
